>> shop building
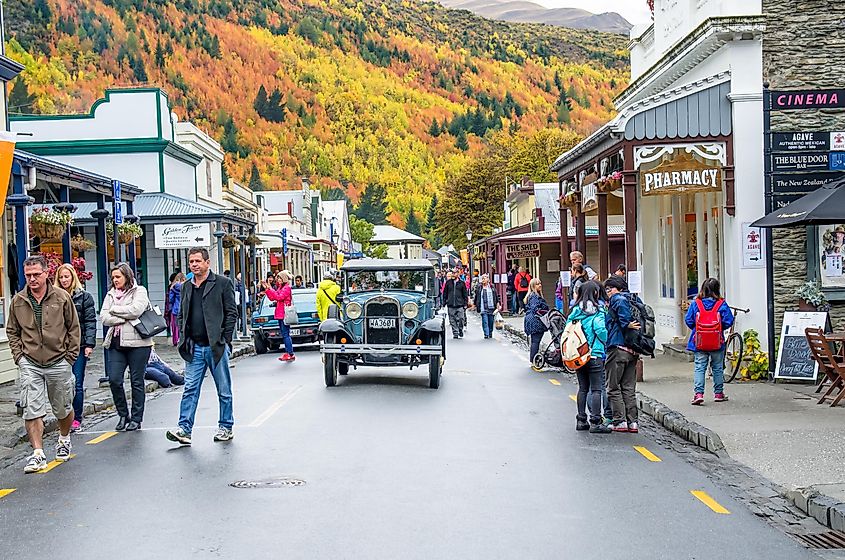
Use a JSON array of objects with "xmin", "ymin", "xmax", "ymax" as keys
[
  {"xmin": 372, "ymin": 225, "xmax": 424, "ymax": 260},
  {"xmin": 551, "ymin": 1, "xmax": 767, "ymax": 347}
]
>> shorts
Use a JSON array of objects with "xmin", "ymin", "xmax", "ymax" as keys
[{"xmin": 18, "ymin": 357, "xmax": 74, "ymax": 421}]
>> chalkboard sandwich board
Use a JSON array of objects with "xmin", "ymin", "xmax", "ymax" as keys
[{"xmin": 774, "ymin": 311, "xmax": 830, "ymax": 381}]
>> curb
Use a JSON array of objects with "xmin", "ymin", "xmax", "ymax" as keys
[{"xmin": 1, "ymin": 344, "xmax": 254, "ymax": 449}]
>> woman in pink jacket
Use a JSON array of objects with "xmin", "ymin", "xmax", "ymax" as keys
[{"xmin": 265, "ymin": 271, "xmax": 296, "ymax": 362}]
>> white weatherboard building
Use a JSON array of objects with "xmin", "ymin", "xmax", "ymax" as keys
[
  {"xmin": 372, "ymin": 225, "xmax": 424, "ymax": 260},
  {"xmin": 553, "ymin": 0, "xmax": 767, "ymax": 348}
]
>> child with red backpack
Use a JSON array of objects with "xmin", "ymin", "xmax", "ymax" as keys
[{"xmin": 684, "ymin": 278, "xmax": 735, "ymax": 405}]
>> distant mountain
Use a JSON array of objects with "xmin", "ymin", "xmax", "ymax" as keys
[{"xmin": 438, "ymin": 0, "xmax": 632, "ymax": 34}]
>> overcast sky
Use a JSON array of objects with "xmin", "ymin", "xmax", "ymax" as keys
[{"xmin": 538, "ymin": 1, "xmax": 652, "ymax": 24}]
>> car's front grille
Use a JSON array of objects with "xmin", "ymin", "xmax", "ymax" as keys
[{"xmin": 365, "ymin": 298, "xmax": 400, "ymax": 345}]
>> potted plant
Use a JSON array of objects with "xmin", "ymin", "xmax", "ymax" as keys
[
  {"xmin": 794, "ymin": 280, "xmax": 830, "ymax": 312},
  {"xmin": 244, "ymin": 233, "xmax": 262, "ymax": 246},
  {"xmin": 608, "ymin": 170, "xmax": 623, "ymax": 190},
  {"xmin": 30, "ymin": 207, "xmax": 73, "ymax": 240},
  {"xmin": 222, "ymin": 233, "xmax": 241, "ymax": 248},
  {"xmin": 106, "ymin": 222, "xmax": 144, "ymax": 244}
]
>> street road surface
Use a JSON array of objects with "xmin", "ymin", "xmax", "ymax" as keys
[{"xmin": 0, "ymin": 315, "xmax": 823, "ymax": 559}]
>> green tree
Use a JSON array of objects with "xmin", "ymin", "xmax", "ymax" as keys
[
  {"xmin": 295, "ymin": 16, "xmax": 321, "ymax": 44},
  {"xmin": 370, "ymin": 244, "xmax": 389, "ymax": 259},
  {"xmin": 455, "ymin": 129, "xmax": 469, "ymax": 151},
  {"xmin": 267, "ymin": 89, "xmax": 286, "ymax": 122},
  {"xmin": 253, "ymin": 85, "xmax": 268, "ymax": 116},
  {"xmin": 429, "ymin": 119, "xmax": 441, "ymax": 137},
  {"xmin": 154, "ymin": 40, "xmax": 165, "ymax": 68},
  {"xmin": 405, "ymin": 206, "xmax": 421, "ymax": 235},
  {"xmin": 436, "ymin": 157, "xmax": 504, "ymax": 249},
  {"xmin": 349, "ymin": 215, "xmax": 375, "ymax": 254},
  {"xmin": 354, "ymin": 183, "xmax": 389, "ymax": 225},
  {"xmin": 424, "ymin": 195, "xmax": 441, "ymax": 248},
  {"xmin": 248, "ymin": 162, "xmax": 265, "ymax": 192},
  {"xmin": 8, "ymin": 79, "xmax": 34, "ymax": 114}
]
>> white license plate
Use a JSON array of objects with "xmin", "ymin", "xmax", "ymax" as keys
[
  {"xmin": 290, "ymin": 329, "xmax": 301, "ymax": 336},
  {"xmin": 369, "ymin": 318, "xmax": 396, "ymax": 329}
]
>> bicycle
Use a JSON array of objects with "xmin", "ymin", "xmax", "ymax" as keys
[{"xmin": 724, "ymin": 306, "xmax": 750, "ymax": 383}]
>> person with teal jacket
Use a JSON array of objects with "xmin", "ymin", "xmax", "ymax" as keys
[{"xmin": 567, "ymin": 281, "xmax": 612, "ymax": 434}]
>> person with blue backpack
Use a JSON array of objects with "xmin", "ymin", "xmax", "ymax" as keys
[
  {"xmin": 685, "ymin": 278, "xmax": 734, "ymax": 405},
  {"xmin": 566, "ymin": 281, "xmax": 612, "ymax": 434},
  {"xmin": 603, "ymin": 276, "xmax": 641, "ymax": 433}
]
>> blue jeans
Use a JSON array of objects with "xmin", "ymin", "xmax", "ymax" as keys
[
  {"xmin": 694, "ymin": 348, "xmax": 726, "ymax": 395},
  {"xmin": 72, "ymin": 354, "xmax": 88, "ymax": 422},
  {"xmin": 179, "ymin": 344, "xmax": 234, "ymax": 434},
  {"xmin": 481, "ymin": 312, "xmax": 494, "ymax": 338},
  {"xmin": 510, "ymin": 291, "xmax": 518, "ymax": 314},
  {"xmin": 280, "ymin": 323, "xmax": 294, "ymax": 355},
  {"xmin": 590, "ymin": 365, "xmax": 613, "ymax": 420}
]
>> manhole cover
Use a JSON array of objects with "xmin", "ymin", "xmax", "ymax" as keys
[
  {"xmin": 790, "ymin": 531, "xmax": 845, "ymax": 549},
  {"xmin": 229, "ymin": 477, "xmax": 305, "ymax": 489}
]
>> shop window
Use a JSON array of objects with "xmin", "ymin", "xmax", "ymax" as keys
[
  {"xmin": 659, "ymin": 215, "xmax": 675, "ymax": 299},
  {"xmin": 818, "ymin": 224, "xmax": 845, "ymax": 288}
]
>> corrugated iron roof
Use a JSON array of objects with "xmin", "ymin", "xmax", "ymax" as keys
[{"xmin": 68, "ymin": 192, "xmax": 254, "ymax": 226}]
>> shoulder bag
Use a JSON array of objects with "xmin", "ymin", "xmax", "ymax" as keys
[{"xmin": 135, "ymin": 304, "xmax": 168, "ymax": 338}]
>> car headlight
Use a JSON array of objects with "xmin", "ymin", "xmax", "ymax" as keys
[
  {"xmin": 346, "ymin": 302, "xmax": 362, "ymax": 319},
  {"xmin": 402, "ymin": 302, "xmax": 419, "ymax": 319}
]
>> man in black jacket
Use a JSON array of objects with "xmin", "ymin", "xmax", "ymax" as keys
[
  {"xmin": 166, "ymin": 247, "xmax": 238, "ymax": 446},
  {"xmin": 442, "ymin": 270, "xmax": 469, "ymax": 339}
]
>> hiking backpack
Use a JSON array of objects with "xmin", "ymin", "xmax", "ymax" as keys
[
  {"xmin": 519, "ymin": 275, "xmax": 529, "ymax": 289},
  {"xmin": 693, "ymin": 298, "xmax": 724, "ymax": 352},
  {"xmin": 612, "ymin": 294, "xmax": 656, "ymax": 358},
  {"xmin": 560, "ymin": 320, "xmax": 592, "ymax": 371}
]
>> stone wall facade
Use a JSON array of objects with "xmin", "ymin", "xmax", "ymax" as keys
[{"xmin": 763, "ymin": 0, "xmax": 845, "ymax": 333}]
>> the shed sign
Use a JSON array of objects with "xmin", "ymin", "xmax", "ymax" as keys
[{"xmin": 505, "ymin": 242, "xmax": 541, "ymax": 259}]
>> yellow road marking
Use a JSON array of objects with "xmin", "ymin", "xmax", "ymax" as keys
[
  {"xmin": 86, "ymin": 431, "xmax": 118, "ymax": 445},
  {"xmin": 569, "ymin": 394, "xmax": 577, "ymax": 402},
  {"xmin": 248, "ymin": 386, "xmax": 303, "ymax": 428},
  {"xmin": 37, "ymin": 455, "xmax": 76, "ymax": 474},
  {"xmin": 548, "ymin": 379, "xmax": 561, "ymax": 386},
  {"xmin": 0, "ymin": 489, "xmax": 16, "ymax": 499},
  {"xmin": 634, "ymin": 446, "xmax": 662, "ymax": 462},
  {"xmin": 691, "ymin": 490, "xmax": 731, "ymax": 514}
]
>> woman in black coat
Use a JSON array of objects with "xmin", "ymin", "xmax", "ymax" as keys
[{"xmin": 54, "ymin": 264, "xmax": 97, "ymax": 432}]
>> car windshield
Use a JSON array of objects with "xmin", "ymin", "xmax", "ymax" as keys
[
  {"xmin": 345, "ymin": 270, "xmax": 431, "ymax": 294},
  {"xmin": 259, "ymin": 292, "xmax": 317, "ymax": 313}
]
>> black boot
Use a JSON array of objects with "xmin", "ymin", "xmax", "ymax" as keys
[
  {"xmin": 115, "ymin": 417, "xmax": 128, "ymax": 431},
  {"xmin": 576, "ymin": 417, "xmax": 589, "ymax": 431}
]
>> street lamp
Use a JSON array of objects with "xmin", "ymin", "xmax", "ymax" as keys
[{"xmin": 465, "ymin": 228, "xmax": 472, "ymax": 242}]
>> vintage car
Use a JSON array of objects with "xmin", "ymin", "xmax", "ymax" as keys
[
  {"xmin": 319, "ymin": 259, "xmax": 446, "ymax": 388},
  {"xmin": 251, "ymin": 287, "xmax": 320, "ymax": 354}
]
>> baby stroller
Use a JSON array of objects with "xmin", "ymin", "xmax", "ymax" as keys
[{"xmin": 531, "ymin": 308, "xmax": 567, "ymax": 370}]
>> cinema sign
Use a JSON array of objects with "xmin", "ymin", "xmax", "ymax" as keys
[{"xmin": 639, "ymin": 148, "xmax": 723, "ymax": 196}]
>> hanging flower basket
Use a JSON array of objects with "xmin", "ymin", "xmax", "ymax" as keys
[
  {"xmin": 244, "ymin": 233, "xmax": 262, "ymax": 246},
  {"xmin": 71, "ymin": 235, "xmax": 95, "ymax": 252},
  {"xmin": 106, "ymin": 222, "xmax": 144, "ymax": 245},
  {"xmin": 222, "ymin": 234, "xmax": 241, "ymax": 248},
  {"xmin": 30, "ymin": 207, "xmax": 73, "ymax": 240}
]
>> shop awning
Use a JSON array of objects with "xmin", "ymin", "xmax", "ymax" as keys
[
  {"xmin": 753, "ymin": 177, "xmax": 845, "ymax": 227},
  {"xmin": 69, "ymin": 192, "xmax": 255, "ymax": 227},
  {"xmin": 498, "ymin": 226, "xmax": 626, "ymax": 242}
]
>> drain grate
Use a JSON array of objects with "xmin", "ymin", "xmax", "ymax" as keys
[
  {"xmin": 229, "ymin": 477, "xmax": 306, "ymax": 489},
  {"xmin": 790, "ymin": 531, "xmax": 845, "ymax": 549}
]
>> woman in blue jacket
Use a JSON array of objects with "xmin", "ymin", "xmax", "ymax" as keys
[
  {"xmin": 567, "ymin": 281, "xmax": 612, "ymax": 434},
  {"xmin": 523, "ymin": 278, "xmax": 549, "ymax": 363},
  {"xmin": 684, "ymin": 278, "xmax": 735, "ymax": 405}
]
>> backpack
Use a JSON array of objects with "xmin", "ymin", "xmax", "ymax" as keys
[
  {"xmin": 693, "ymin": 299, "xmax": 724, "ymax": 352},
  {"xmin": 519, "ymin": 275, "xmax": 529, "ymax": 289},
  {"xmin": 611, "ymin": 294, "xmax": 656, "ymax": 358},
  {"xmin": 561, "ymin": 320, "xmax": 592, "ymax": 371}
]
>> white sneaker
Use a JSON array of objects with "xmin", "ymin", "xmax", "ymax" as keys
[
  {"xmin": 213, "ymin": 428, "xmax": 233, "ymax": 442},
  {"xmin": 55, "ymin": 438, "xmax": 72, "ymax": 462},
  {"xmin": 24, "ymin": 452, "xmax": 48, "ymax": 473}
]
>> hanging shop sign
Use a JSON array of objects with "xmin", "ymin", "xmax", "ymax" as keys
[
  {"xmin": 154, "ymin": 223, "xmax": 211, "ymax": 249},
  {"xmin": 581, "ymin": 182, "xmax": 598, "ymax": 212},
  {"xmin": 772, "ymin": 132, "xmax": 830, "ymax": 153},
  {"xmin": 830, "ymin": 153, "xmax": 845, "ymax": 171},
  {"xmin": 772, "ymin": 152, "xmax": 830, "ymax": 172},
  {"xmin": 771, "ymin": 89, "xmax": 845, "ymax": 111},
  {"xmin": 639, "ymin": 148, "xmax": 722, "ymax": 196},
  {"xmin": 505, "ymin": 242, "xmax": 541, "ymax": 260}
]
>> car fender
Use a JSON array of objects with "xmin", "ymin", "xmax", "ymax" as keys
[
  {"xmin": 319, "ymin": 319, "xmax": 351, "ymax": 336},
  {"xmin": 421, "ymin": 318, "xmax": 444, "ymax": 333}
]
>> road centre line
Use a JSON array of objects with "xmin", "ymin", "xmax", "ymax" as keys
[
  {"xmin": 633, "ymin": 446, "xmax": 662, "ymax": 462},
  {"xmin": 691, "ymin": 490, "xmax": 731, "ymax": 514},
  {"xmin": 548, "ymin": 379, "xmax": 561, "ymax": 386},
  {"xmin": 569, "ymin": 394, "xmax": 576, "ymax": 402},
  {"xmin": 0, "ymin": 489, "xmax": 16, "ymax": 499},
  {"xmin": 86, "ymin": 431, "xmax": 118, "ymax": 445},
  {"xmin": 37, "ymin": 455, "xmax": 76, "ymax": 475},
  {"xmin": 248, "ymin": 385, "xmax": 304, "ymax": 428}
]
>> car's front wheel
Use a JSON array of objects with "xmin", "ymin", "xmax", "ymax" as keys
[
  {"xmin": 324, "ymin": 336, "xmax": 339, "ymax": 387},
  {"xmin": 254, "ymin": 334, "xmax": 268, "ymax": 355},
  {"xmin": 428, "ymin": 335, "xmax": 442, "ymax": 389}
]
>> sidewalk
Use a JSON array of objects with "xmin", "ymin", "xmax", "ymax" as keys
[
  {"xmin": 0, "ymin": 338, "xmax": 253, "ymax": 458},
  {"xmin": 501, "ymin": 313, "xmax": 845, "ymax": 532}
]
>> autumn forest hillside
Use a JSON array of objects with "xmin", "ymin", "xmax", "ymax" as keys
[{"xmin": 7, "ymin": 0, "xmax": 629, "ymax": 232}]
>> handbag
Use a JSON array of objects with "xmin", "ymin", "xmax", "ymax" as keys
[
  {"xmin": 134, "ymin": 305, "xmax": 168, "ymax": 338},
  {"xmin": 494, "ymin": 310, "xmax": 504, "ymax": 330}
]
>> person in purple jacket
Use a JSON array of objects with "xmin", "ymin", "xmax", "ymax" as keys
[{"xmin": 684, "ymin": 278, "xmax": 735, "ymax": 405}]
